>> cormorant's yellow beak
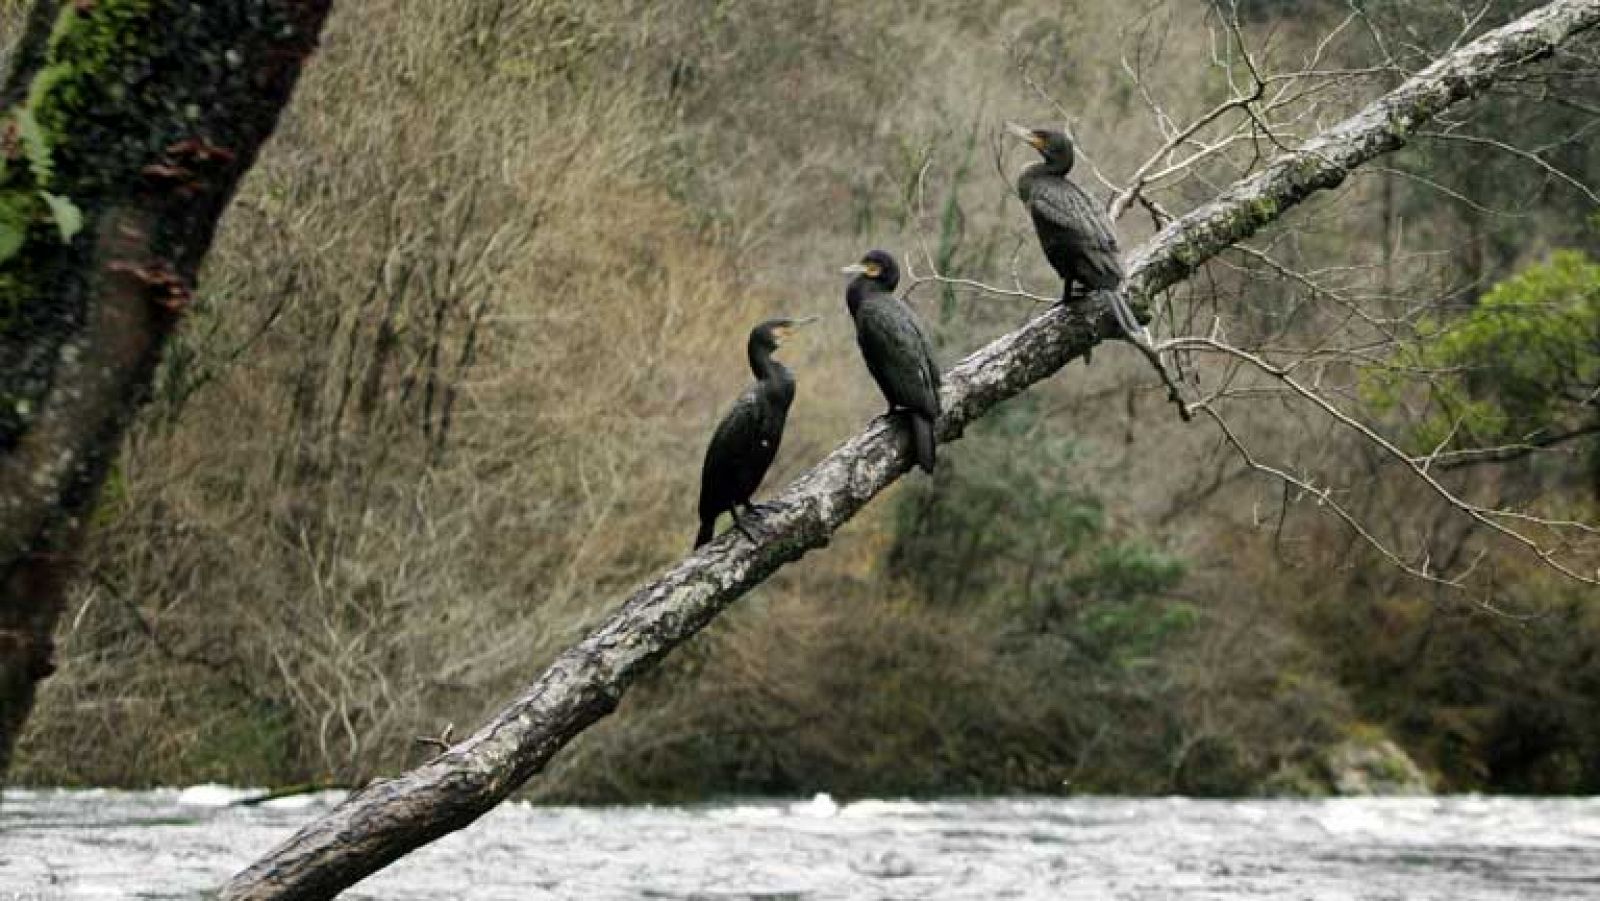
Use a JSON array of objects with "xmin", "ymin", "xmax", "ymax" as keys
[
  {"xmin": 1005, "ymin": 121, "xmax": 1044, "ymax": 150},
  {"xmin": 840, "ymin": 262, "xmax": 882, "ymax": 278}
]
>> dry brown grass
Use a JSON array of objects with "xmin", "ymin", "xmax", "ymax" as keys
[
  {"xmin": 15, "ymin": 0, "xmax": 795, "ymax": 783},
  {"xmin": 8, "ymin": 0, "xmax": 1363, "ymax": 788}
]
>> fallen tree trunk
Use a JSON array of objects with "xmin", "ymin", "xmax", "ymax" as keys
[
  {"xmin": 221, "ymin": 1, "xmax": 1599, "ymax": 898},
  {"xmin": 0, "ymin": 1, "xmax": 334, "ymax": 777}
]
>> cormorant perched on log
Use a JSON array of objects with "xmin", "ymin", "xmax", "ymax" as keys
[
  {"xmin": 1007, "ymin": 123, "xmax": 1190, "ymax": 419},
  {"xmin": 1007, "ymin": 123, "xmax": 1152, "ymax": 348},
  {"xmin": 841, "ymin": 249, "xmax": 941, "ymax": 473},
  {"xmin": 695, "ymin": 317, "xmax": 814, "ymax": 548}
]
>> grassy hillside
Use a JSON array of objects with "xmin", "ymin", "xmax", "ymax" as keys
[{"xmin": 10, "ymin": 0, "xmax": 1599, "ymax": 796}]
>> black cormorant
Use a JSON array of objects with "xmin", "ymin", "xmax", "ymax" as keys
[
  {"xmin": 1008, "ymin": 123, "xmax": 1191, "ymax": 419},
  {"xmin": 695, "ymin": 317, "xmax": 814, "ymax": 548},
  {"xmin": 1007, "ymin": 123, "xmax": 1152, "ymax": 347},
  {"xmin": 841, "ymin": 249, "xmax": 941, "ymax": 473}
]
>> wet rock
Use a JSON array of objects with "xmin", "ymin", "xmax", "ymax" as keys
[
  {"xmin": 1323, "ymin": 735, "xmax": 1432, "ymax": 796},
  {"xmin": 1263, "ymin": 732, "xmax": 1432, "ymax": 796}
]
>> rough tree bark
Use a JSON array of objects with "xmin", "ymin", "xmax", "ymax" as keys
[
  {"xmin": 0, "ymin": 1, "xmax": 334, "ymax": 777},
  {"xmin": 220, "ymin": 2, "xmax": 1600, "ymax": 898}
]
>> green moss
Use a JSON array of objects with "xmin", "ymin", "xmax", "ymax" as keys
[
  {"xmin": 1277, "ymin": 152, "xmax": 1333, "ymax": 193},
  {"xmin": 1173, "ymin": 240, "xmax": 1203, "ymax": 269},
  {"xmin": 0, "ymin": 195, "xmax": 43, "ymax": 330},
  {"xmin": 0, "ymin": 0, "xmax": 155, "ymax": 293},
  {"xmin": 34, "ymin": 0, "xmax": 156, "ymax": 142},
  {"xmin": 0, "ymin": 190, "xmax": 33, "ymax": 260},
  {"xmin": 1247, "ymin": 196, "xmax": 1278, "ymax": 222}
]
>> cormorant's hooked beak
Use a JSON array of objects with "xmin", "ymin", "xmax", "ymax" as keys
[
  {"xmin": 1005, "ymin": 121, "xmax": 1045, "ymax": 150},
  {"xmin": 840, "ymin": 263, "xmax": 882, "ymax": 278},
  {"xmin": 772, "ymin": 315, "xmax": 818, "ymax": 344}
]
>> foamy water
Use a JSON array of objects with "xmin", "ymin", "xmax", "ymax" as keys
[{"xmin": 3, "ymin": 790, "xmax": 1598, "ymax": 899}]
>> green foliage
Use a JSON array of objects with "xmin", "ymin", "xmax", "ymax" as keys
[
  {"xmin": 40, "ymin": 191, "xmax": 82, "ymax": 243},
  {"xmin": 0, "ymin": 0, "xmax": 156, "ymax": 273},
  {"xmin": 34, "ymin": 0, "xmax": 156, "ymax": 142},
  {"xmin": 1322, "ymin": 247, "xmax": 1600, "ymax": 790},
  {"xmin": 16, "ymin": 106, "xmax": 54, "ymax": 186},
  {"xmin": 892, "ymin": 397, "xmax": 1183, "ymax": 588},
  {"xmin": 1369, "ymin": 251, "xmax": 1600, "ymax": 455},
  {"xmin": 1068, "ymin": 542, "xmax": 1188, "ymax": 603},
  {"xmin": 0, "ymin": 192, "xmax": 32, "ymax": 262},
  {"xmin": 889, "ymin": 394, "xmax": 1191, "ymax": 674},
  {"xmin": 1068, "ymin": 545, "xmax": 1192, "ymax": 667},
  {"xmin": 889, "ymin": 395, "xmax": 1107, "ymax": 603}
]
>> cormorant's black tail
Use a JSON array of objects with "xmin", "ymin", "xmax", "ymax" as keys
[
  {"xmin": 910, "ymin": 413, "xmax": 936, "ymax": 473},
  {"xmin": 1097, "ymin": 287, "xmax": 1154, "ymax": 349},
  {"xmin": 1090, "ymin": 288, "xmax": 1194, "ymax": 422},
  {"xmin": 694, "ymin": 518, "xmax": 715, "ymax": 549}
]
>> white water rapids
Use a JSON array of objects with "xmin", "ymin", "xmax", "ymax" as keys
[{"xmin": 3, "ymin": 790, "xmax": 1598, "ymax": 899}]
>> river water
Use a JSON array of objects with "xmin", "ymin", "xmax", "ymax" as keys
[{"xmin": 2, "ymin": 789, "xmax": 1598, "ymax": 899}]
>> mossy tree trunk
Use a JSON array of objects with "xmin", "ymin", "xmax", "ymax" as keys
[
  {"xmin": 221, "ymin": 2, "xmax": 1600, "ymax": 899},
  {"xmin": 0, "ymin": 0, "xmax": 334, "ymax": 779}
]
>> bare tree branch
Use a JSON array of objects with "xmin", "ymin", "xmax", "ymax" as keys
[
  {"xmin": 1434, "ymin": 423, "xmax": 1600, "ymax": 468},
  {"xmin": 1169, "ymin": 335, "xmax": 1599, "ymax": 583},
  {"xmin": 1418, "ymin": 129, "xmax": 1600, "ymax": 205},
  {"xmin": 220, "ymin": 2, "xmax": 1600, "ymax": 898}
]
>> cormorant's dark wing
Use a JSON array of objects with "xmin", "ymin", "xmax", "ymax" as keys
[
  {"xmin": 698, "ymin": 387, "xmax": 780, "ymax": 520},
  {"xmin": 905, "ymin": 305, "xmax": 942, "ymax": 417},
  {"xmin": 855, "ymin": 297, "xmax": 940, "ymax": 420},
  {"xmin": 1023, "ymin": 174, "xmax": 1123, "ymax": 290}
]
